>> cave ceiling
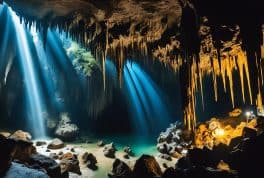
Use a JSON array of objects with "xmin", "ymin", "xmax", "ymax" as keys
[{"xmin": 2, "ymin": 0, "xmax": 264, "ymax": 70}]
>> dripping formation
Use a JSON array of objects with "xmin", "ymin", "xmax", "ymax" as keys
[{"xmin": 2, "ymin": 0, "xmax": 264, "ymax": 137}]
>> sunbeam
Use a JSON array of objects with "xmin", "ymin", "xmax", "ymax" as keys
[
  {"xmin": 9, "ymin": 7, "xmax": 46, "ymax": 138},
  {"xmin": 124, "ymin": 61, "xmax": 172, "ymax": 134}
]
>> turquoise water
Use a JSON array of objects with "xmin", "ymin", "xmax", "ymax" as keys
[{"xmin": 77, "ymin": 134, "xmax": 158, "ymax": 156}]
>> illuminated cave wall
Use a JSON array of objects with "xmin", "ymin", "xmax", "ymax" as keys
[{"xmin": 0, "ymin": 0, "xmax": 264, "ymax": 134}]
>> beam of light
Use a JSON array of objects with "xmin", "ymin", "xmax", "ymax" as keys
[
  {"xmin": 124, "ymin": 61, "xmax": 172, "ymax": 134},
  {"xmin": 9, "ymin": 8, "xmax": 46, "ymax": 138},
  {"xmin": 30, "ymin": 26, "xmax": 64, "ymax": 111},
  {"xmin": 130, "ymin": 62, "xmax": 172, "ymax": 126},
  {"xmin": 124, "ymin": 64, "xmax": 147, "ymax": 134}
]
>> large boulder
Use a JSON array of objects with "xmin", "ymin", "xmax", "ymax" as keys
[
  {"xmin": 133, "ymin": 155, "xmax": 162, "ymax": 178},
  {"xmin": 103, "ymin": 143, "xmax": 117, "ymax": 158},
  {"xmin": 27, "ymin": 154, "xmax": 62, "ymax": 178},
  {"xmin": 59, "ymin": 152, "xmax": 81, "ymax": 175},
  {"xmin": 47, "ymin": 138, "xmax": 65, "ymax": 150},
  {"xmin": 12, "ymin": 139, "xmax": 37, "ymax": 162},
  {"xmin": 55, "ymin": 113, "xmax": 79, "ymax": 141},
  {"xmin": 10, "ymin": 130, "xmax": 32, "ymax": 142},
  {"xmin": 108, "ymin": 159, "xmax": 132, "ymax": 178},
  {"xmin": 3, "ymin": 162, "xmax": 49, "ymax": 178}
]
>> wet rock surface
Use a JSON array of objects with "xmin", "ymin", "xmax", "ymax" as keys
[
  {"xmin": 9, "ymin": 130, "xmax": 32, "ymax": 142},
  {"xmin": 47, "ymin": 138, "xmax": 65, "ymax": 149}
]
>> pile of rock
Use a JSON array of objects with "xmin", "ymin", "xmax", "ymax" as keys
[
  {"xmin": 157, "ymin": 122, "xmax": 191, "ymax": 160},
  {"xmin": 0, "ymin": 130, "xmax": 66, "ymax": 178}
]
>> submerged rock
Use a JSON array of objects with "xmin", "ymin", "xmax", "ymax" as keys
[
  {"xmin": 55, "ymin": 113, "xmax": 79, "ymax": 141},
  {"xmin": 108, "ymin": 159, "xmax": 132, "ymax": 178},
  {"xmin": 103, "ymin": 143, "xmax": 117, "ymax": 158},
  {"xmin": 3, "ymin": 162, "xmax": 49, "ymax": 178},
  {"xmin": 47, "ymin": 138, "xmax": 65, "ymax": 149},
  {"xmin": 10, "ymin": 130, "xmax": 32, "ymax": 142},
  {"xmin": 60, "ymin": 152, "xmax": 81, "ymax": 175},
  {"xmin": 133, "ymin": 154, "xmax": 162, "ymax": 178}
]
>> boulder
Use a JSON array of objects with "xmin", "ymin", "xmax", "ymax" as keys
[
  {"xmin": 11, "ymin": 139, "xmax": 36, "ymax": 162},
  {"xmin": 3, "ymin": 162, "xmax": 49, "ymax": 178},
  {"xmin": 55, "ymin": 113, "xmax": 79, "ymax": 141},
  {"xmin": 82, "ymin": 152, "xmax": 97, "ymax": 170},
  {"xmin": 10, "ymin": 130, "xmax": 32, "ymax": 142},
  {"xmin": 108, "ymin": 159, "xmax": 132, "ymax": 178},
  {"xmin": 103, "ymin": 143, "xmax": 117, "ymax": 158},
  {"xmin": 27, "ymin": 154, "xmax": 62, "ymax": 178},
  {"xmin": 60, "ymin": 152, "xmax": 81, "ymax": 175},
  {"xmin": 133, "ymin": 155, "xmax": 162, "ymax": 178},
  {"xmin": 47, "ymin": 138, "xmax": 65, "ymax": 149}
]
